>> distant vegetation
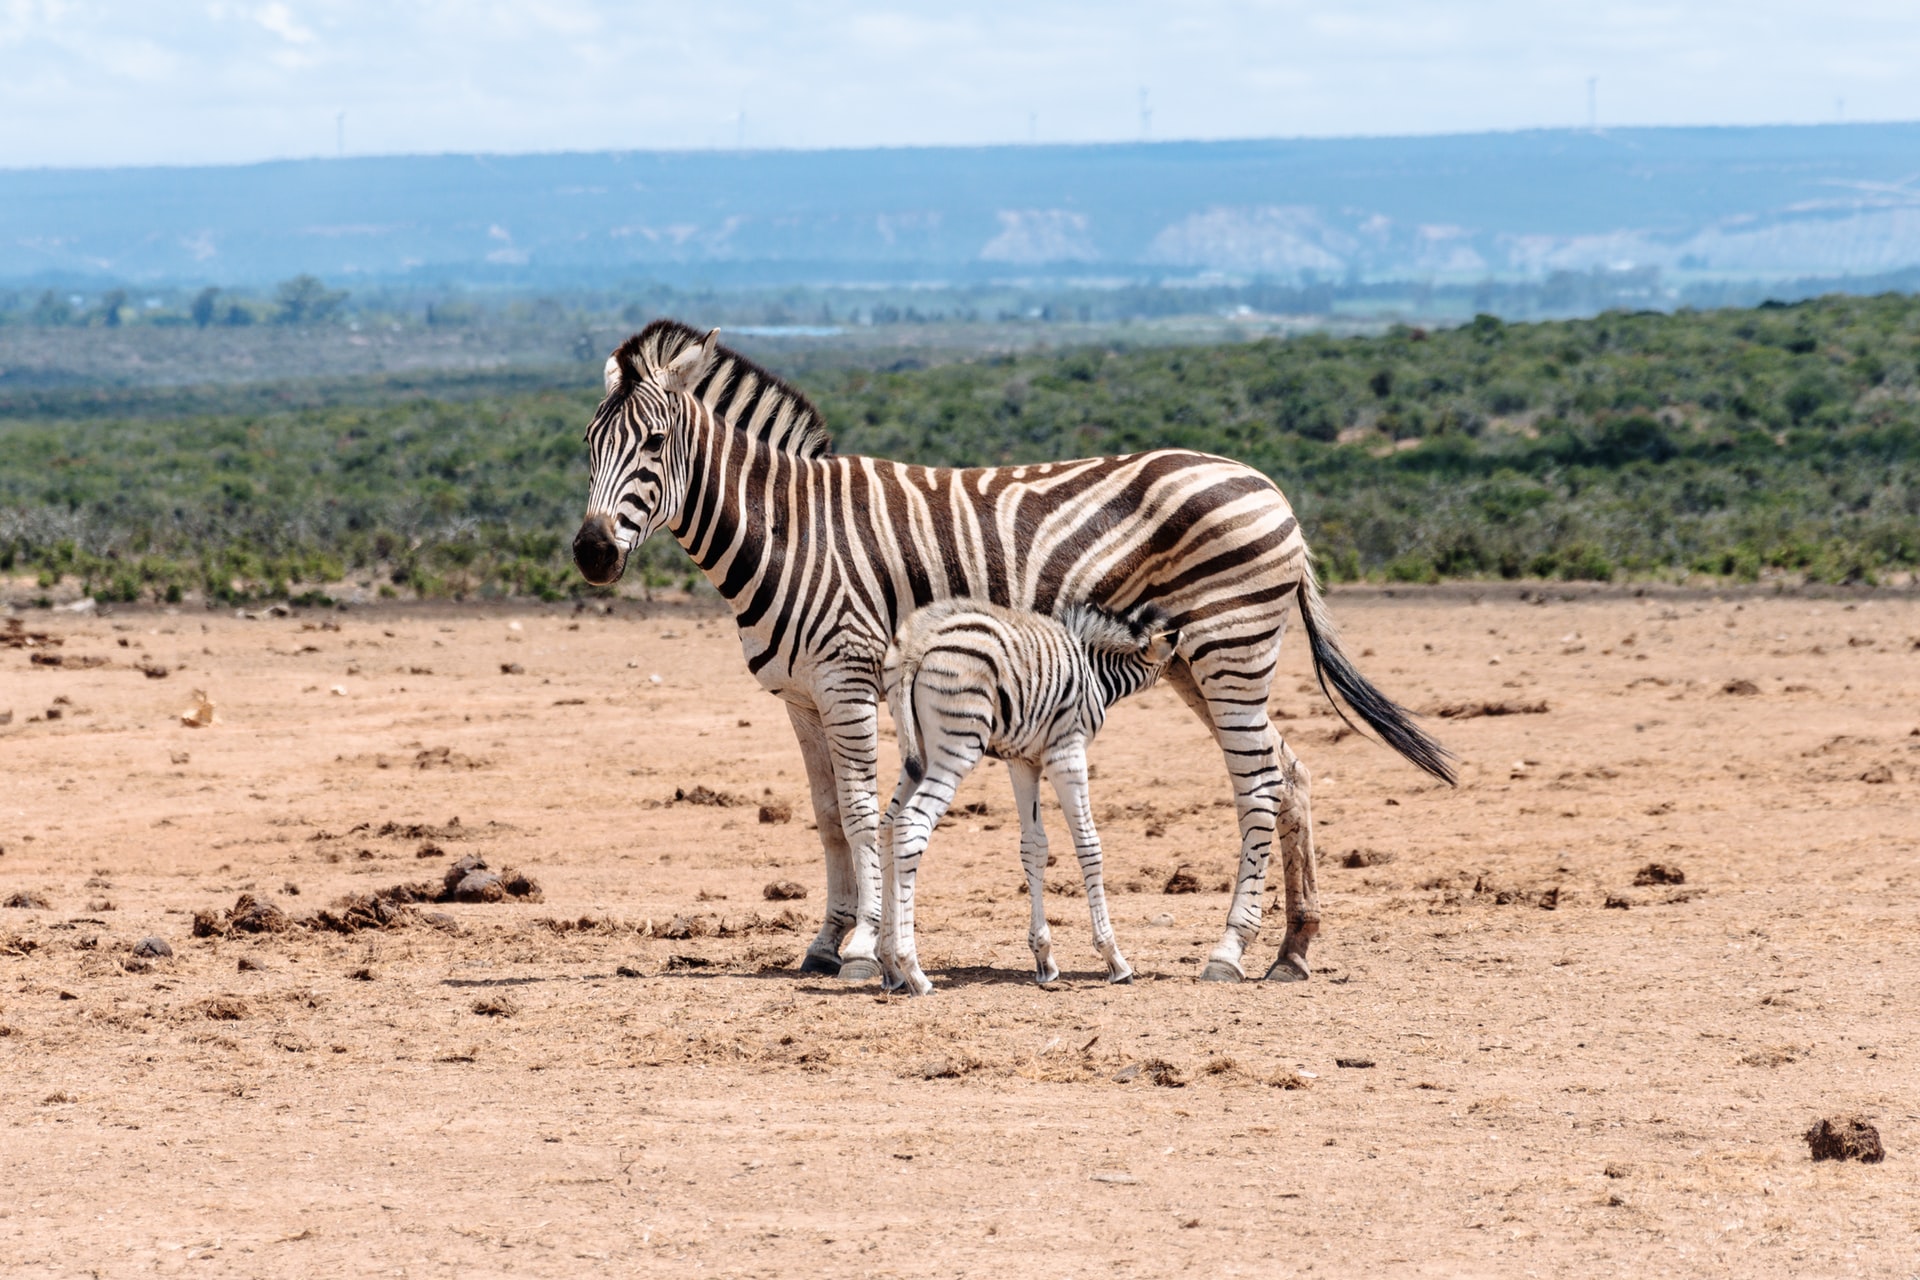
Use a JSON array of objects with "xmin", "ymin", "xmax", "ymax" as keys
[{"xmin": 4, "ymin": 293, "xmax": 1919, "ymax": 604}]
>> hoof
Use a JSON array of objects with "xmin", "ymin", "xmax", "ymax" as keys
[
  {"xmin": 1034, "ymin": 963, "xmax": 1061, "ymax": 986},
  {"xmin": 837, "ymin": 957, "xmax": 883, "ymax": 983},
  {"xmin": 1199, "ymin": 958, "xmax": 1245, "ymax": 983},
  {"xmin": 1108, "ymin": 970, "xmax": 1135, "ymax": 985},
  {"xmin": 798, "ymin": 952, "xmax": 843, "ymax": 977},
  {"xmin": 1263, "ymin": 953, "xmax": 1311, "ymax": 982}
]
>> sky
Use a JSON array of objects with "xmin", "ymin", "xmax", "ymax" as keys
[{"xmin": 4, "ymin": 1, "xmax": 1920, "ymax": 169}]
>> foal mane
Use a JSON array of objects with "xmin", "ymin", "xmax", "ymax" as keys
[{"xmin": 614, "ymin": 319, "xmax": 834, "ymax": 460}]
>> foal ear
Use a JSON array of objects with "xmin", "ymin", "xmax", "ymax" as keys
[
  {"xmin": 656, "ymin": 328, "xmax": 721, "ymax": 394},
  {"xmin": 1144, "ymin": 628, "xmax": 1180, "ymax": 663}
]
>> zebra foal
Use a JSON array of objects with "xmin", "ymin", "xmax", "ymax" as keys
[{"xmin": 878, "ymin": 600, "xmax": 1177, "ymax": 995}]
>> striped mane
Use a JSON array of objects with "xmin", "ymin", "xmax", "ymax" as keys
[
  {"xmin": 1058, "ymin": 602, "xmax": 1167, "ymax": 656},
  {"xmin": 616, "ymin": 319, "xmax": 834, "ymax": 460}
]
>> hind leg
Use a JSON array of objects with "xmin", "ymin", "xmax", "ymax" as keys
[
  {"xmin": 1164, "ymin": 656, "xmax": 1309, "ymax": 983},
  {"xmin": 1263, "ymin": 732, "xmax": 1318, "ymax": 981},
  {"xmin": 1005, "ymin": 759, "xmax": 1058, "ymax": 984}
]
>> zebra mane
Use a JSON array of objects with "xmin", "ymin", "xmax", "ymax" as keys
[
  {"xmin": 615, "ymin": 319, "xmax": 834, "ymax": 460},
  {"xmin": 1059, "ymin": 602, "xmax": 1167, "ymax": 657}
]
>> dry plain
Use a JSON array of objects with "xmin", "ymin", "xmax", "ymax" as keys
[{"xmin": 1, "ymin": 584, "xmax": 1916, "ymax": 1278}]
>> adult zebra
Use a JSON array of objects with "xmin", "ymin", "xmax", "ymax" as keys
[{"xmin": 573, "ymin": 321, "xmax": 1454, "ymax": 983}]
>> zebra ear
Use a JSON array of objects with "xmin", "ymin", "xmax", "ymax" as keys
[
  {"xmin": 603, "ymin": 354, "xmax": 622, "ymax": 396},
  {"xmin": 1144, "ymin": 629, "xmax": 1180, "ymax": 663},
  {"xmin": 656, "ymin": 327, "xmax": 720, "ymax": 394}
]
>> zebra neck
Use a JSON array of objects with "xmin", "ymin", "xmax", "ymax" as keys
[{"xmin": 663, "ymin": 414, "xmax": 798, "ymax": 611}]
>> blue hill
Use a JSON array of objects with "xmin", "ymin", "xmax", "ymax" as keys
[{"xmin": 5, "ymin": 124, "xmax": 1920, "ymax": 287}]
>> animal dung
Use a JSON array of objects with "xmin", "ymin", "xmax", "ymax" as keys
[
  {"xmin": 130, "ymin": 936, "xmax": 173, "ymax": 959},
  {"xmin": 757, "ymin": 801, "xmax": 793, "ymax": 824},
  {"xmin": 1162, "ymin": 866, "xmax": 1202, "ymax": 894},
  {"xmin": 1806, "ymin": 1115, "xmax": 1884, "ymax": 1163},
  {"xmin": 1633, "ymin": 862, "xmax": 1685, "ymax": 886},
  {"xmin": 762, "ymin": 880, "xmax": 808, "ymax": 901}
]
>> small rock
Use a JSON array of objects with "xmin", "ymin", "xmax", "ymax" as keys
[
  {"xmin": 758, "ymin": 801, "xmax": 793, "ymax": 825},
  {"xmin": 500, "ymin": 663, "xmax": 525, "ymax": 675},
  {"xmin": 1335, "ymin": 1057, "xmax": 1376, "ymax": 1069},
  {"xmin": 1633, "ymin": 862, "xmax": 1685, "ymax": 886},
  {"xmin": 471, "ymin": 995, "xmax": 517, "ymax": 1017},
  {"xmin": 130, "ymin": 936, "xmax": 173, "ymax": 959},
  {"xmin": 1147, "ymin": 912, "xmax": 1176, "ymax": 928},
  {"xmin": 1806, "ymin": 1115, "xmax": 1884, "ymax": 1163},
  {"xmin": 421, "ymin": 911, "xmax": 460, "ymax": 932},
  {"xmin": 1604, "ymin": 894, "xmax": 1633, "ymax": 910},
  {"xmin": 615, "ymin": 964, "xmax": 644, "ymax": 979},
  {"xmin": 237, "ymin": 956, "xmax": 263, "ymax": 971},
  {"xmin": 763, "ymin": 879, "xmax": 808, "ymax": 901},
  {"xmin": 1721, "ymin": 678, "xmax": 1760, "ymax": 697},
  {"xmin": 3, "ymin": 891, "xmax": 50, "ymax": 909}
]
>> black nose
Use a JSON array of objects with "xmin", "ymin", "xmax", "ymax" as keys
[{"xmin": 573, "ymin": 517, "xmax": 624, "ymax": 585}]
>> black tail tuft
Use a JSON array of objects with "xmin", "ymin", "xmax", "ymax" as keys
[
  {"xmin": 904, "ymin": 756, "xmax": 925, "ymax": 783},
  {"xmin": 1297, "ymin": 571, "xmax": 1457, "ymax": 786}
]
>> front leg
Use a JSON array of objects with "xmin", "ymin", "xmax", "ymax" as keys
[
  {"xmin": 1044, "ymin": 740, "xmax": 1133, "ymax": 984},
  {"xmin": 814, "ymin": 681, "xmax": 886, "ymax": 982},
  {"xmin": 786, "ymin": 702, "xmax": 857, "ymax": 976}
]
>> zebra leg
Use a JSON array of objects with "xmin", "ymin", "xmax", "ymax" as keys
[
  {"xmin": 1006, "ymin": 759, "xmax": 1058, "ymax": 985},
  {"xmin": 814, "ymin": 687, "xmax": 886, "ymax": 982},
  {"xmin": 886, "ymin": 743, "xmax": 981, "ymax": 996},
  {"xmin": 1044, "ymin": 742, "xmax": 1133, "ymax": 984},
  {"xmin": 877, "ymin": 769, "xmax": 918, "ymax": 992},
  {"xmin": 1262, "ymin": 733, "xmax": 1318, "ymax": 982},
  {"xmin": 785, "ymin": 701, "xmax": 855, "ymax": 976},
  {"xmin": 1163, "ymin": 659, "xmax": 1284, "ymax": 984}
]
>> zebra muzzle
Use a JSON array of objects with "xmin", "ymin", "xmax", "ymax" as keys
[{"xmin": 572, "ymin": 515, "xmax": 626, "ymax": 585}]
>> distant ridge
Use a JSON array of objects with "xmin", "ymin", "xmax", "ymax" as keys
[{"xmin": 6, "ymin": 124, "xmax": 1920, "ymax": 287}]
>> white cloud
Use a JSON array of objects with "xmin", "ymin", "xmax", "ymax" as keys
[
  {"xmin": 254, "ymin": 2, "xmax": 314, "ymax": 44},
  {"xmin": 2, "ymin": 1, "xmax": 1920, "ymax": 167}
]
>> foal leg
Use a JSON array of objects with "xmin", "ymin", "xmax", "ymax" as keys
[
  {"xmin": 886, "ymin": 741, "xmax": 982, "ymax": 997},
  {"xmin": 1045, "ymin": 739, "xmax": 1133, "ymax": 984},
  {"xmin": 1005, "ymin": 758, "xmax": 1058, "ymax": 984}
]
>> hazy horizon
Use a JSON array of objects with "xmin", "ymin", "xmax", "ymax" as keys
[{"xmin": 6, "ymin": 1, "xmax": 1920, "ymax": 169}]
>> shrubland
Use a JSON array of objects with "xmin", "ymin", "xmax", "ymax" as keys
[{"xmin": 3, "ymin": 293, "xmax": 1918, "ymax": 603}]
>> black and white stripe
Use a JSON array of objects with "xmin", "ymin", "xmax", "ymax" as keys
[
  {"xmin": 574, "ymin": 320, "xmax": 1454, "ymax": 985},
  {"xmin": 878, "ymin": 600, "xmax": 1175, "ymax": 994}
]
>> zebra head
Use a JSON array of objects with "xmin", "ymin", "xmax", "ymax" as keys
[{"xmin": 572, "ymin": 326, "xmax": 720, "ymax": 585}]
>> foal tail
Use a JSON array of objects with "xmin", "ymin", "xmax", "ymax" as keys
[
  {"xmin": 886, "ymin": 649, "xmax": 929, "ymax": 783},
  {"xmin": 1296, "ymin": 564, "xmax": 1457, "ymax": 785}
]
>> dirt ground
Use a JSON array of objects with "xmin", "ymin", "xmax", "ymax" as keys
[{"xmin": 2, "ymin": 584, "xmax": 1916, "ymax": 1277}]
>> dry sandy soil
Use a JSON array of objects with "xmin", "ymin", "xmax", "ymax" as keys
[{"xmin": 2, "ymin": 584, "xmax": 1916, "ymax": 1277}]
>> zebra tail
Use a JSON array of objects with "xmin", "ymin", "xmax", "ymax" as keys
[
  {"xmin": 893, "ymin": 655, "xmax": 927, "ymax": 783},
  {"xmin": 1296, "ymin": 564, "xmax": 1458, "ymax": 786}
]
